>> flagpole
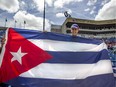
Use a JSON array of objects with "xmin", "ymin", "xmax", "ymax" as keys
[
  {"xmin": 14, "ymin": 20, "xmax": 17, "ymax": 28},
  {"xmin": 43, "ymin": 0, "xmax": 45, "ymax": 31},
  {"xmin": 5, "ymin": 18, "xmax": 7, "ymax": 27},
  {"xmin": 24, "ymin": 21, "xmax": 26, "ymax": 28},
  {"xmin": 5, "ymin": 21, "xmax": 6, "ymax": 27}
]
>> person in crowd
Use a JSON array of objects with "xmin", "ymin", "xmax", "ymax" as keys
[{"xmin": 71, "ymin": 24, "xmax": 79, "ymax": 36}]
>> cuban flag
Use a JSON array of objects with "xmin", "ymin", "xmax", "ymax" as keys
[{"xmin": 0, "ymin": 28, "xmax": 115, "ymax": 87}]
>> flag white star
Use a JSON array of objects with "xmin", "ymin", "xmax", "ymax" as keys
[{"xmin": 10, "ymin": 47, "xmax": 27, "ymax": 65}]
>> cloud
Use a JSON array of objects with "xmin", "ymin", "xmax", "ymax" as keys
[
  {"xmin": 33, "ymin": 0, "xmax": 53, "ymax": 12},
  {"xmin": 84, "ymin": 6, "xmax": 96, "ymax": 15},
  {"xmin": 67, "ymin": 9, "xmax": 72, "ymax": 14},
  {"xmin": 56, "ymin": 9, "xmax": 72, "ymax": 18},
  {"xmin": 13, "ymin": 11, "xmax": 51, "ymax": 31},
  {"xmin": 101, "ymin": 0, "xmax": 109, "ymax": 6},
  {"xmin": 19, "ymin": 1, "xmax": 26, "ymax": 9},
  {"xmin": 84, "ymin": 8, "xmax": 90, "ymax": 12},
  {"xmin": 95, "ymin": 0, "xmax": 116, "ymax": 20},
  {"xmin": 90, "ymin": 10, "xmax": 95, "ymax": 15},
  {"xmin": 56, "ymin": 13, "xmax": 64, "ymax": 18},
  {"xmin": 90, "ymin": 6, "xmax": 96, "ymax": 15},
  {"xmin": 46, "ymin": 0, "xmax": 53, "ymax": 6},
  {"xmin": 87, "ymin": 0, "xmax": 97, "ymax": 6},
  {"xmin": 33, "ymin": 0, "xmax": 44, "ymax": 12},
  {"xmin": 54, "ymin": 0, "xmax": 83, "ymax": 8},
  {"xmin": 0, "ymin": 0, "xmax": 19, "ymax": 13}
]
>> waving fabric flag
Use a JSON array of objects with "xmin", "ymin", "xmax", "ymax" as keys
[{"xmin": 0, "ymin": 28, "xmax": 115, "ymax": 87}]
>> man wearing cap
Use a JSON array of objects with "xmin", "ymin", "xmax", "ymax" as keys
[{"xmin": 71, "ymin": 24, "xmax": 79, "ymax": 36}]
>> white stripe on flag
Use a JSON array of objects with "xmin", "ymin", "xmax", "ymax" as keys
[
  {"xmin": 29, "ymin": 39, "xmax": 107, "ymax": 52},
  {"xmin": 20, "ymin": 60, "xmax": 113, "ymax": 79}
]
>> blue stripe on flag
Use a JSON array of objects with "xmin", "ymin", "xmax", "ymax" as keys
[
  {"xmin": 46, "ymin": 49, "xmax": 110, "ymax": 64},
  {"xmin": 13, "ymin": 28, "xmax": 102, "ymax": 45},
  {"xmin": 6, "ymin": 74, "xmax": 115, "ymax": 87}
]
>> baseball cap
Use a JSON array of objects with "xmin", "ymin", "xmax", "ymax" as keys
[{"xmin": 71, "ymin": 24, "xmax": 79, "ymax": 29}]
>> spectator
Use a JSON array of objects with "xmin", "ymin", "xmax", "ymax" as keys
[{"xmin": 71, "ymin": 24, "xmax": 79, "ymax": 36}]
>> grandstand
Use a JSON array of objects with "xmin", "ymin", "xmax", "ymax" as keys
[{"xmin": 51, "ymin": 17, "xmax": 116, "ymax": 78}]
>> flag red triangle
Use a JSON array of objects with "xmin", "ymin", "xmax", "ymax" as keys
[{"xmin": 0, "ymin": 28, "xmax": 52, "ymax": 83}]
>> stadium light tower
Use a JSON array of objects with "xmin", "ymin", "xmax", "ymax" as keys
[
  {"xmin": 64, "ymin": 11, "xmax": 71, "ymax": 18},
  {"xmin": 5, "ymin": 18, "xmax": 7, "ymax": 27}
]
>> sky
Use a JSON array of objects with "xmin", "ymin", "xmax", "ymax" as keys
[{"xmin": 0, "ymin": 0, "xmax": 116, "ymax": 31}]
